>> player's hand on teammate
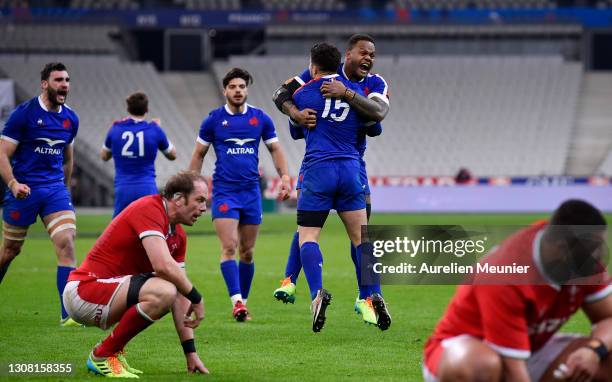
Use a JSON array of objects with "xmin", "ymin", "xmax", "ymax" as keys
[
  {"xmin": 320, "ymin": 78, "xmax": 347, "ymax": 99},
  {"xmin": 277, "ymin": 175, "xmax": 291, "ymax": 201},
  {"xmin": 186, "ymin": 352, "xmax": 210, "ymax": 374},
  {"xmin": 184, "ymin": 300, "xmax": 205, "ymax": 329},
  {"xmin": 9, "ymin": 180, "xmax": 30, "ymax": 199},
  {"xmin": 290, "ymin": 107, "xmax": 316, "ymax": 129},
  {"xmin": 555, "ymin": 347, "xmax": 600, "ymax": 381}
]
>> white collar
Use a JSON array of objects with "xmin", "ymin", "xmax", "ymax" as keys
[
  {"xmin": 532, "ymin": 228, "xmax": 561, "ymax": 290},
  {"xmin": 130, "ymin": 116, "xmax": 145, "ymax": 122},
  {"xmin": 341, "ymin": 63, "xmax": 365, "ymax": 83},
  {"xmin": 38, "ymin": 95, "xmax": 62, "ymax": 113},
  {"xmin": 224, "ymin": 103, "xmax": 248, "ymax": 115},
  {"xmin": 322, "ymin": 74, "xmax": 340, "ymax": 79}
]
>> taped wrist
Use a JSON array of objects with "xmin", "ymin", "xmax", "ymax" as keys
[
  {"xmin": 184, "ymin": 287, "xmax": 202, "ymax": 304},
  {"xmin": 181, "ymin": 338, "xmax": 196, "ymax": 354}
]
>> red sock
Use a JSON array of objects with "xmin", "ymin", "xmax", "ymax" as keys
[{"xmin": 94, "ymin": 304, "xmax": 154, "ymax": 358}]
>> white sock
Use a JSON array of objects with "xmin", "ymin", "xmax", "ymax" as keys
[
  {"xmin": 230, "ymin": 294, "xmax": 243, "ymax": 306},
  {"xmin": 243, "ymin": 299, "xmax": 247, "ymax": 306}
]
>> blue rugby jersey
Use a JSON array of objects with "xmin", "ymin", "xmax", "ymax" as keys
[
  {"xmin": 292, "ymin": 74, "xmax": 365, "ymax": 169},
  {"xmin": 2, "ymin": 96, "xmax": 79, "ymax": 186},
  {"xmin": 197, "ymin": 104, "xmax": 277, "ymax": 186},
  {"xmin": 103, "ymin": 118, "xmax": 172, "ymax": 186}
]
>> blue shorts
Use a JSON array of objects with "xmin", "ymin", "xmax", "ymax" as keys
[
  {"xmin": 359, "ymin": 159, "xmax": 370, "ymax": 197},
  {"xmin": 114, "ymin": 182, "xmax": 159, "ymax": 217},
  {"xmin": 297, "ymin": 160, "xmax": 370, "ymax": 197},
  {"xmin": 298, "ymin": 160, "xmax": 366, "ymax": 212},
  {"xmin": 3, "ymin": 182, "xmax": 74, "ymax": 227},
  {"xmin": 211, "ymin": 183, "xmax": 262, "ymax": 225}
]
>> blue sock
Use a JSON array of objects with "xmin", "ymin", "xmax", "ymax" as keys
[
  {"xmin": 285, "ymin": 231, "xmax": 301, "ymax": 284},
  {"xmin": 300, "ymin": 242, "xmax": 323, "ymax": 300},
  {"xmin": 238, "ymin": 261, "xmax": 255, "ymax": 300},
  {"xmin": 351, "ymin": 244, "xmax": 367, "ymax": 299},
  {"xmin": 220, "ymin": 260, "xmax": 241, "ymax": 297},
  {"xmin": 57, "ymin": 266, "xmax": 74, "ymax": 320},
  {"xmin": 357, "ymin": 243, "xmax": 382, "ymax": 297}
]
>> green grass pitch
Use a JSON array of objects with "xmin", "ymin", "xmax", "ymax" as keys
[{"xmin": 0, "ymin": 212, "xmax": 610, "ymax": 381}]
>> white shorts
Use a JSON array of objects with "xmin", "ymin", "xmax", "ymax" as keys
[{"xmin": 62, "ymin": 276, "xmax": 130, "ymax": 330}]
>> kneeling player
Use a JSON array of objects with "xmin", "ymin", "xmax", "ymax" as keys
[
  {"xmin": 63, "ymin": 172, "xmax": 209, "ymax": 377},
  {"xmin": 423, "ymin": 200, "xmax": 612, "ymax": 382}
]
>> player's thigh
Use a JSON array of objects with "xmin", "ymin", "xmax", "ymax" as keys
[
  {"xmin": 238, "ymin": 224, "xmax": 260, "ymax": 252},
  {"xmin": 539, "ymin": 335, "xmax": 612, "ymax": 382},
  {"xmin": 214, "ymin": 218, "xmax": 240, "ymax": 249},
  {"xmin": 1, "ymin": 221, "xmax": 29, "ymax": 254},
  {"xmin": 42, "ymin": 210, "xmax": 76, "ymax": 248},
  {"xmin": 437, "ymin": 335, "xmax": 502, "ymax": 382},
  {"xmin": 338, "ymin": 209, "xmax": 367, "ymax": 246}
]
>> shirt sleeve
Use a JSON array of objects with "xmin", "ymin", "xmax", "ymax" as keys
[
  {"xmin": 102, "ymin": 126, "xmax": 113, "ymax": 151},
  {"xmin": 298, "ymin": 68, "xmax": 311, "ymax": 84},
  {"xmin": 365, "ymin": 121, "xmax": 383, "ymax": 137},
  {"xmin": 69, "ymin": 114, "xmax": 79, "ymax": 145},
  {"xmin": 288, "ymin": 119, "xmax": 305, "ymax": 140},
  {"xmin": 368, "ymin": 74, "xmax": 390, "ymax": 105},
  {"xmin": 261, "ymin": 112, "xmax": 278, "ymax": 144},
  {"xmin": 583, "ymin": 282, "xmax": 612, "ymax": 304},
  {"xmin": 155, "ymin": 124, "xmax": 172, "ymax": 153},
  {"xmin": 1, "ymin": 105, "xmax": 27, "ymax": 145},
  {"xmin": 475, "ymin": 285, "xmax": 531, "ymax": 359},
  {"xmin": 197, "ymin": 114, "xmax": 215, "ymax": 146},
  {"xmin": 128, "ymin": 202, "xmax": 166, "ymax": 240}
]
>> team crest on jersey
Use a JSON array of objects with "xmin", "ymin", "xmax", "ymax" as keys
[
  {"xmin": 364, "ymin": 87, "xmax": 370, "ymax": 95},
  {"xmin": 9, "ymin": 210, "xmax": 21, "ymax": 221},
  {"xmin": 37, "ymin": 119, "xmax": 44, "ymax": 126},
  {"xmin": 249, "ymin": 116, "xmax": 258, "ymax": 126},
  {"xmin": 62, "ymin": 119, "xmax": 71, "ymax": 129},
  {"xmin": 222, "ymin": 120, "xmax": 228, "ymax": 127},
  {"xmin": 219, "ymin": 203, "xmax": 229, "ymax": 213}
]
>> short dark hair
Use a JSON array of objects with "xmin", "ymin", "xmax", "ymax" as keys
[
  {"xmin": 222, "ymin": 67, "xmax": 253, "ymax": 88},
  {"xmin": 310, "ymin": 43, "xmax": 341, "ymax": 73},
  {"xmin": 41, "ymin": 62, "xmax": 67, "ymax": 81},
  {"xmin": 126, "ymin": 91, "xmax": 148, "ymax": 116},
  {"xmin": 550, "ymin": 199, "xmax": 607, "ymax": 226},
  {"xmin": 163, "ymin": 171, "xmax": 207, "ymax": 200},
  {"xmin": 347, "ymin": 34, "xmax": 375, "ymax": 50}
]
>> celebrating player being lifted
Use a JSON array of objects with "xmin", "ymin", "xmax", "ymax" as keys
[
  {"xmin": 0, "ymin": 62, "xmax": 80, "ymax": 327},
  {"xmin": 272, "ymin": 34, "xmax": 391, "ymax": 330},
  {"xmin": 285, "ymin": 43, "xmax": 376, "ymax": 332},
  {"xmin": 101, "ymin": 91, "xmax": 176, "ymax": 217},
  {"xmin": 63, "ymin": 171, "xmax": 209, "ymax": 377},
  {"xmin": 189, "ymin": 68, "xmax": 290, "ymax": 322}
]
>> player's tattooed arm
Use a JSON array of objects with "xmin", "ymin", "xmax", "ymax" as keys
[
  {"xmin": 63, "ymin": 143, "xmax": 74, "ymax": 189},
  {"xmin": 320, "ymin": 80, "xmax": 388, "ymax": 122},
  {"xmin": 273, "ymin": 77, "xmax": 316, "ymax": 129},
  {"xmin": 188, "ymin": 142, "xmax": 210, "ymax": 174}
]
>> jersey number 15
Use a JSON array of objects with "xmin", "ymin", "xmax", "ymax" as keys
[{"xmin": 322, "ymin": 98, "xmax": 350, "ymax": 122}]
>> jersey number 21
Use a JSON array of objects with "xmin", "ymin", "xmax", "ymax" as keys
[{"xmin": 121, "ymin": 131, "xmax": 145, "ymax": 157}]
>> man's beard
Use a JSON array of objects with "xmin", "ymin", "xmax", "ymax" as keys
[
  {"xmin": 47, "ymin": 87, "xmax": 67, "ymax": 106},
  {"xmin": 227, "ymin": 94, "xmax": 246, "ymax": 108}
]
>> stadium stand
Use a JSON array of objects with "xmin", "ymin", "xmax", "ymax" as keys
[
  {"xmin": 214, "ymin": 55, "xmax": 582, "ymax": 177},
  {"xmin": 0, "ymin": 24, "xmax": 119, "ymax": 54},
  {"xmin": 598, "ymin": 149, "xmax": 612, "ymax": 175},
  {"xmin": 0, "ymin": 54, "xmax": 199, "ymax": 188}
]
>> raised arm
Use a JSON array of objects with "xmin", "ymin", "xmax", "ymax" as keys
[
  {"xmin": 272, "ymin": 76, "xmax": 316, "ymax": 128},
  {"xmin": 319, "ymin": 80, "xmax": 389, "ymax": 122}
]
